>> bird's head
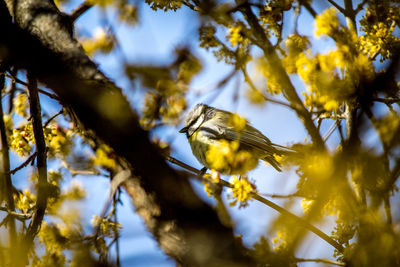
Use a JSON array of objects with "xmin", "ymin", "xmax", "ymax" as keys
[{"xmin": 179, "ymin": 104, "xmax": 208, "ymax": 137}]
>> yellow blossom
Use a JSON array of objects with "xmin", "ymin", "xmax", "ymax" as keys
[
  {"xmin": 301, "ymin": 198, "xmax": 314, "ymax": 213},
  {"xmin": 228, "ymin": 24, "xmax": 247, "ymax": 47},
  {"xmin": 315, "ymin": 8, "xmax": 339, "ymax": 37},
  {"xmin": 93, "ymin": 144, "xmax": 117, "ymax": 169},
  {"xmin": 228, "ymin": 176, "xmax": 255, "ymax": 208},
  {"xmin": 202, "ymin": 170, "xmax": 221, "ymax": 197},
  {"xmin": 14, "ymin": 93, "xmax": 29, "ymax": 117}
]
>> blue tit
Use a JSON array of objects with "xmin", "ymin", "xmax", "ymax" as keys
[{"xmin": 179, "ymin": 104, "xmax": 288, "ymax": 174}]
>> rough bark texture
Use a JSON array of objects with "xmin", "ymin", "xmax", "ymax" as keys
[{"xmin": 0, "ymin": 0, "xmax": 256, "ymax": 265}]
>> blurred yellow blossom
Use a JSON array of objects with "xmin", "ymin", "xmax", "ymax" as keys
[{"xmin": 315, "ymin": 8, "xmax": 339, "ymax": 37}]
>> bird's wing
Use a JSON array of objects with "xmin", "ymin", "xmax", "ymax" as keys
[
  {"xmin": 199, "ymin": 120, "xmax": 279, "ymax": 155},
  {"xmin": 224, "ymin": 124, "xmax": 279, "ymax": 155}
]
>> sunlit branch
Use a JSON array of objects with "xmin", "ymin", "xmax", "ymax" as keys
[
  {"xmin": 323, "ymin": 120, "xmax": 339, "ymax": 142},
  {"xmin": 259, "ymin": 192, "xmax": 303, "ymax": 198},
  {"xmin": 336, "ymin": 119, "xmax": 345, "ymax": 144},
  {"xmin": 9, "ymin": 152, "xmax": 36, "ymax": 175},
  {"xmin": 70, "ymin": 1, "xmax": 93, "ymax": 23},
  {"xmin": 61, "ymin": 160, "xmax": 102, "ymax": 177},
  {"xmin": 23, "ymin": 73, "xmax": 49, "ymax": 257},
  {"xmin": 166, "ymin": 155, "xmax": 344, "ymax": 253},
  {"xmin": 384, "ymin": 196, "xmax": 392, "ymax": 225},
  {"xmin": 240, "ymin": 4, "xmax": 324, "ymax": 148},
  {"xmin": 0, "ymin": 74, "xmax": 17, "ymax": 249},
  {"xmin": 295, "ymin": 257, "xmax": 345, "ymax": 266},
  {"xmin": 0, "ymin": 207, "xmax": 33, "ymax": 220}
]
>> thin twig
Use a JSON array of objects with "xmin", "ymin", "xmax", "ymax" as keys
[
  {"xmin": 61, "ymin": 160, "xmax": 102, "ymax": 177},
  {"xmin": 323, "ymin": 120, "xmax": 339, "ymax": 142},
  {"xmin": 295, "ymin": 257, "xmax": 345, "ymax": 266},
  {"xmin": 70, "ymin": 1, "xmax": 93, "ymax": 23},
  {"xmin": 165, "ymin": 155, "xmax": 344, "ymax": 253},
  {"xmin": 9, "ymin": 152, "xmax": 37, "ymax": 175},
  {"xmin": 326, "ymin": 0, "xmax": 346, "ymax": 14},
  {"xmin": 299, "ymin": 0, "xmax": 317, "ymax": 18},
  {"xmin": 112, "ymin": 194, "xmax": 121, "ymax": 267},
  {"xmin": 0, "ymin": 207, "xmax": 33, "ymax": 220},
  {"xmin": 43, "ymin": 109, "xmax": 63, "ymax": 128},
  {"xmin": 373, "ymin": 97, "xmax": 400, "ymax": 105},
  {"xmin": 5, "ymin": 73, "xmax": 59, "ymax": 101},
  {"xmin": 259, "ymin": 192, "xmax": 303, "ymax": 198},
  {"xmin": 355, "ymin": 0, "xmax": 368, "ymax": 13}
]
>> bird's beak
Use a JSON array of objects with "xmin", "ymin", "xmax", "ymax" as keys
[{"xmin": 179, "ymin": 126, "xmax": 188, "ymax": 133}]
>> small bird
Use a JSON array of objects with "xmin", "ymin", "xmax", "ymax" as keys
[{"xmin": 179, "ymin": 104, "xmax": 290, "ymax": 174}]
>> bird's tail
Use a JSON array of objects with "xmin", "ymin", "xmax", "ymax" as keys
[{"xmin": 262, "ymin": 143, "xmax": 296, "ymax": 172}]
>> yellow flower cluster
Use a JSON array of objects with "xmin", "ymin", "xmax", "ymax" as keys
[
  {"xmin": 34, "ymin": 222, "xmax": 68, "ymax": 266},
  {"xmin": 45, "ymin": 124, "xmax": 73, "ymax": 158},
  {"xmin": 259, "ymin": 3, "xmax": 283, "ymax": 38},
  {"xmin": 375, "ymin": 111, "xmax": 400, "ymax": 145},
  {"xmin": 13, "ymin": 93, "xmax": 29, "ymax": 117},
  {"xmin": 202, "ymin": 170, "xmax": 221, "ymax": 197},
  {"xmin": 93, "ymin": 144, "xmax": 117, "ymax": 169},
  {"xmin": 301, "ymin": 198, "xmax": 314, "ymax": 214},
  {"xmin": 314, "ymin": 8, "xmax": 339, "ymax": 37},
  {"xmin": 227, "ymin": 24, "xmax": 247, "ymax": 47},
  {"xmin": 15, "ymin": 189, "xmax": 36, "ymax": 212},
  {"xmin": 359, "ymin": 21, "xmax": 399, "ymax": 61},
  {"xmin": 206, "ymin": 140, "xmax": 258, "ymax": 175},
  {"xmin": 10, "ymin": 124, "xmax": 34, "ymax": 156},
  {"xmin": 282, "ymin": 34, "xmax": 310, "ymax": 74},
  {"xmin": 159, "ymin": 95, "xmax": 186, "ymax": 124},
  {"xmin": 272, "ymin": 229, "xmax": 288, "ymax": 252},
  {"xmin": 145, "ymin": 0, "xmax": 183, "ymax": 11},
  {"xmin": 228, "ymin": 176, "xmax": 255, "ymax": 208},
  {"xmin": 91, "ymin": 215, "xmax": 122, "ymax": 238}
]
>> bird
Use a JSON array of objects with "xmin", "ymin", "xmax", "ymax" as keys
[{"xmin": 179, "ymin": 103, "xmax": 290, "ymax": 175}]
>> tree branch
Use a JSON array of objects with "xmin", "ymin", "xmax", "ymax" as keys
[
  {"xmin": 0, "ymin": 74, "xmax": 16, "ymax": 251},
  {"xmin": 70, "ymin": 1, "xmax": 93, "ymax": 23},
  {"xmin": 166, "ymin": 156, "xmax": 344, "ymax": 253},
  {"xmin": 9, "ymin": 152, "xmax": 36, "ymax": 175},
  {"xmin": 23, "ymin": 72, "xmax": 49, "ymax": 261},
  {"xmin": 239, "ymin": 3, "xmax": 324, "ymax": 149},
  {"xmin": 326, "ymin": 0, "xmax": 346, "ymax": 14}
]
